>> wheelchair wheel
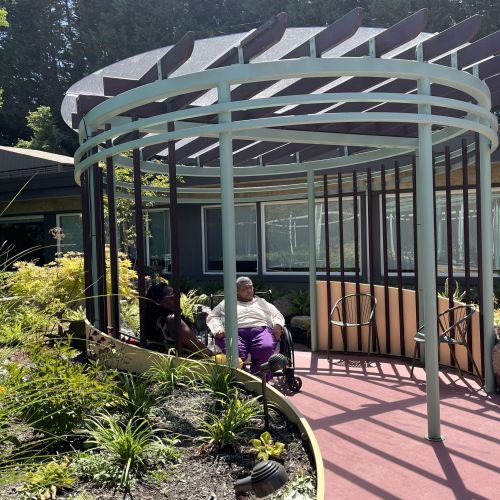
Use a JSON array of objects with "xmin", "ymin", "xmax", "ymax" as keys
[{"xmin": 288, "ymin": 376, "xmax": 302, "ymax": 393}]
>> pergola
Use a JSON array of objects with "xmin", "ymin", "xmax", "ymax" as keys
[{"xmin": 62, "ymin": 9, "xmax": 499, "ymax": 440}]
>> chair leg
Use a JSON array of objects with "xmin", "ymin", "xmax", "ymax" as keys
[
  {"xmin": 374, "ymin": 322, "xmax": 381, "ymax": 354},
  {"xmin": 367, "ymin": 324, "xmax": 372, "ymax": 364},
  {"xmin": 448, "ymin": 345, "xmax": 464, "ymax": 379},
  {"xmin": 465, "ymin": 346, "xmax": 484, "ymax": 387},
  {"xmin": 410, "ymin": 342, "xmax": 418, "ymax": 378}
]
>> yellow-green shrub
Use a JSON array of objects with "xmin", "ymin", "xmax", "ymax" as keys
[{"xmin": 7, "ymin": 251, "xmax": 137, "ymax": 317}]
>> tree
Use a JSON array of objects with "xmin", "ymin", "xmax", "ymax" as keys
[
  {"xmin": 16, "ymin": 106, "xmax": 63, "ymax": 153},
  {"xmin": 0, "ymin": 0, "xmax": 79, "ymax": 152}
]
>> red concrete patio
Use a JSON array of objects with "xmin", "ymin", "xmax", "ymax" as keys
[{"xmin": 286, "ymin": 350, "xmax": 500, "ymax": 500}]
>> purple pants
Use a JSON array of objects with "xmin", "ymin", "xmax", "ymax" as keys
[{"xmin": 215, "ymin": 326, "xmax": 278, "ymax": 381}]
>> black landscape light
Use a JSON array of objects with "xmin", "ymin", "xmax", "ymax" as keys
[
  {"xmin": 235, "ymin": 460, "xmax": 288, "ymax": 497},
  {"xmin": 259, "ymin": 353, "xmax": 288, "ymax": 430}
]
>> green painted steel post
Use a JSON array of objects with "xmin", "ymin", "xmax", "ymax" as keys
[
  {"xmin": 417, "ymin": 77, "xmax": 442, "ymax": 441},
  {"xmin": 479, "ymin": 131, "xmax": 496, "ymax": 393},
  {"xmin": 308, "ymin": 170, "xmax": 318, "ymax": 352},
  {"xmin": 217, "ymin": 81, "xmax": 239, "ymax": 368}
]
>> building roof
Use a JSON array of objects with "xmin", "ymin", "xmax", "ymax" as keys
[{"xmin": 0, "ymin": 146, "xmax": 74, "ymax": 178}]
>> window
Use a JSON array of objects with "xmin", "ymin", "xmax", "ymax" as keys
[
  {"xmin": 203, "ymin": 205, "xmax": 257, "ymax": 273},
  {"xmin": 263, "ymin": 199, "xmax": 361, "ymax": 273},
  {"xmin": 146, "ymin": 209, "xmax": 171, "ymax": 272},
  {"xmin": 57, "ymin": 213, "xmax": 84, "ymax": 254},
  {"xmin": 0, "ymin": 216, "xmax": 45, "ymax": 264},
  {"xmin": 383, "ymin": 190, "xmax": 500, "ymax": 275},
  {"xmin": 383, "ymin": 194, "xmax": 414, "ymax": 272}
]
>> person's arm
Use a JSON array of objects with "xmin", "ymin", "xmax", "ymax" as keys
[
  {"xmin": 207, "ymin": 301, "xmax": 225, "ymax": 338},
  {"xmin": 264, "ymin": 300, "xmax": 285, "ymax": 340}
]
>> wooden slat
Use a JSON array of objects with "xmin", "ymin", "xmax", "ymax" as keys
[
  {"xmin": 236, "ymin": 15, "xmax": 483, "ymax": 167},
  {"xmin": 199, "ymin": 10, "xmax": 428, "ymax": 166},
  {"xmin": 172, "ymin": 8, "xmax": 364, "ymax": 163},
  {"xmin": 103, "ymin": 32, "xmax": 195, "ymax": 96}
]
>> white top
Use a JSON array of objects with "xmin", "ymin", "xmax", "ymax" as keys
[{"xmin": 207, "ymin": 296, "xmax": 285, "ymax": 332}]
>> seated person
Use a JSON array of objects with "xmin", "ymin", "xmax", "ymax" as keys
[
  {"xmin": 207, "ymin": 276, "xmax": 284, "ymax": 380},
  {"xmin": 145, "ymin": 283, "xmax": 214, "ymax": 356}
]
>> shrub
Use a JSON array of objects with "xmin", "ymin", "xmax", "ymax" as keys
[
  {"xmin": 290, "ymin": 290, "xmax": 310, "ymax": 315},
  {"xmin": 8, "ymin": 251, "xmax": 137, "ymax": 319},
  {"xmin": 15, "ymin": 341, "xmax": 117, "ymax": 437},
  {"xmin": 249, "ymin": 431, "xmax": 285, "ymax": 461},
  {"xmin": 20, "ymin": 458, "xmax": 75, "ymax": 499},
  {"xmin": 0, "ymin": 303, "xmax": 56, "ymax": 347}
]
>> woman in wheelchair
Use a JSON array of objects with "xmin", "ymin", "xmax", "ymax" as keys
[
  {"xmin": 207, "ymin": 276, "xmax": 285, "ymax": 380},
  {"xmin": 145, "ymin": 283, "xmax": 215, "ymax": 356}
]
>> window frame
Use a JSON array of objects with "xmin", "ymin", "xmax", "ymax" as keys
[
  {"xmin": 380, "ymin": 188, "xmax": 500, "ymax": 277},
  {"xmin": 144, "ymin": 207, "xmax": 170, "ymax": 268},
  {"xmin": 201, "ymin": 203, "xmax": 259, "ymax": 275},
  {"xmin": 261, "ymin": 198, "xmax": 362, "ymax": 276}
]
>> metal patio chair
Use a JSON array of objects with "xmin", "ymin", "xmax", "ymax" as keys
[
  {"xmin": 329, "ymin": 293, "xmax": 379, "ymax": 362},
  {"xmin": 409, "ymin": 304, "xmax": 483, "ymax": 385}
]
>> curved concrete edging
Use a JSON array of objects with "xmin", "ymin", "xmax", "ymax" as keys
[{"xmin": 85, "ymin": 320, "xmax": 324, "ymax": 499}]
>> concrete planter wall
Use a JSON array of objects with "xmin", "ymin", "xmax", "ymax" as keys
[{"xmin": 85, "ymin": 320, "xmax": 325, "ymax": 499}]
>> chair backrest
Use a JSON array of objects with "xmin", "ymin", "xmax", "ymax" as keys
[
  {"xmin": 330, "ymin": 293, "xmax": 377, "ymax": 326},
  {"xmin": 437, "ymin": 304, "xmax": 475, "ymax": 344}
]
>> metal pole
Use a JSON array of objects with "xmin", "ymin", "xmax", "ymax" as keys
[
  {"xmin": 132, "ymin": 125, "xmax": 147, "ymax": 345},
  {"xmin": 218, "ymin": 81, "xmax": 238, "ymax": 368},
  {"xmin": 307, "ymin": 170, "xmax": 318, "ymax": 352},
  {"xmin": 417, "ymin": 76, "xmax": 442, "ymax": 441},
  {"xmin": 88, "ymin": 164, "xmax": 100, "ymax": 329},
  {"xmin": 168, "ymin": 119, "xmax": 182, "ymax": 356},
  {"xmin": 479, "ymin": 130, "xmax": 495, "ymax": 393},
  {"xmin": 105, "ymin": 126, "xmax": 120, "ymax": 337}
]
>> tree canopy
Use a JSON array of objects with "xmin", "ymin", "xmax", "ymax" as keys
[{"xmin": 0, "ymin": 0, "xmax": 498, "ymax": 155}]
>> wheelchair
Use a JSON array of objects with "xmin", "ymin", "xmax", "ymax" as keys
[{"xmin": 193, "ymin": 290, "xmax": 302, "ymax": 393}]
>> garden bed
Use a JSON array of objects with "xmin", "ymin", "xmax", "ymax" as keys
[{"xmin": 0, "ymin": 336, "xmax": 317, "ymax": 499}]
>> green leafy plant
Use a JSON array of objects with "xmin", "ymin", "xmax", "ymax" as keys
[
  {"xmin": 437, "ymin": 278, "xmax": 466, "ymax": 303},
  {"xmin": 146, "ymin": 351, "xmax": 195, "ymax": 394},
  {"xmin": 70, "ymin": 452, "xmax": 123, "ymax": 488},
  {"xmin": 290, "ymin": 290, "xmax": 311, "ymax": 316},
  {"xmin": 197, "ymin": 391, "xmax": 262, "ymax": 451},
  {"xmin": 249, "ymin": 431, "xmax": 285, "ymax": 461},
  {"xmin": 180, "ymin": 289, "xmax": 209, "ymax": 323},
  {"xmin": 84, "ymin": 415, "xmax": 177, "ymax": 489},
  {"xmin": 8, "ymin": 251, "xmax": 137, "ymax": 319},
  {"xmin": 20, "ymin": 458, "xmax": 75, "ymax": 500},
  {"xmin": 271, "ymin": 473, "xmax": 316, "ymax": 499},
  {"xmin": 116, "ymin": 372, "xmax": 155, "ymax": 421},
  {"xmin": 120, "ymin": 300, "xmax": 140, "ymax": 333},
  {"xmin": 198, "ymin": 361, "xmax": 240, "ymax": 402},
  {"xmin": 15, "ymin": 340, "xmax": 117, "ymax": 437}
]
